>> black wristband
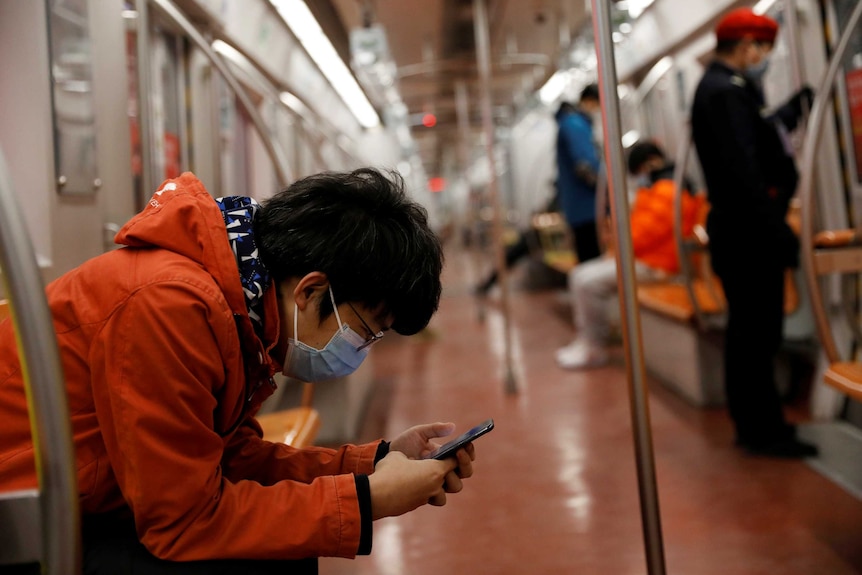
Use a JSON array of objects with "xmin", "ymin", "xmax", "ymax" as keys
[
  {"xmin": 374, "ymin": 440, "xmax": 390, "ymax": 465},
  {"xmin": 354, "ymin": 474, "xmax": 373, "ymax": 555}
]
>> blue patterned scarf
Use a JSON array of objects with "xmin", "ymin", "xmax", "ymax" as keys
[{"xmin": 215, "ymin": 196, "xmax": 271, "ymax": 338}]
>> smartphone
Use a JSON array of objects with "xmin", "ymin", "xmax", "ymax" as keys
[{"xmin": 423, "ymin": 418, "xmax": 494, "ymax": 460}]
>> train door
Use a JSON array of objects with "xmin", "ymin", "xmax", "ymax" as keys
[
  {"xmin": 125, "ymin": 8, "xmax": 190, "ymax": 207},
  {"xmin": 186, "ymin": 48, "xmax": 221, "ymax": 194}
]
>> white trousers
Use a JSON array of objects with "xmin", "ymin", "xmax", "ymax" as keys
[{"xmin": 567, "ymin": 257, "xmax": 665, "ymax": 344}]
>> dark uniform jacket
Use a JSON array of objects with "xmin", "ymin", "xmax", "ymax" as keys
[{"xmin": 691, "ymin": 60, "xmax": 807, "ymax": 271}]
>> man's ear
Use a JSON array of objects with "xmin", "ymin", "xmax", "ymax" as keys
[{"xmin": 292, "ymin": 272, "xmax": 330, "ymax": 311}]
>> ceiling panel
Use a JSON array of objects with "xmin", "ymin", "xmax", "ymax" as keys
[{"xmin": 330, "ymin": 0, "xmax": 587, "ymax": 177}]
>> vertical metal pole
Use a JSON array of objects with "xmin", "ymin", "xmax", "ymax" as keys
[
  {"xmin": 671, "ymin": 131, "xmax": 707, "ymax": 329},
  {"xmin": 590, "ymin": 1, "xmax": 667, "ymax": 574},
  {"xmin": 455, "ymin": 80, "xmax": 485, "ymax": 299},
  {"xmin": 0, "ymin": 148, "xmax": 80, "ymax": 574},
  {"xmin": 784, "ymin": 0, "xmax": 810, "ymax": 134},
  {"xmin": 473, "ymin": 0, "xmax": 517, "ymax": 394},
  {"xmin": 455, "ymin": 81, "xmax": 471, "ymax": 177},
  {"xmin": 135, "ymin": 0, "xmax": 155, "ymax": 204},
  {"xmin": 784, "ymin": 0, "xmax": 805, "ymax": 92},
  {"xmin": 176, "ymin": 34, "xmax": 191, "ymax": 173}
]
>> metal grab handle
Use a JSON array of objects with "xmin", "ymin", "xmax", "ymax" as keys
[
  {"xmin": 0, "ymin": 149, "xmax": 80, "ymax": 573},
  {"xmin": 144, "ymin": 0, "xmax": 294, "ymax": 186},
  {"xmin": 798, "ymin": 0, "xmax": 862, "ymax": 364}
]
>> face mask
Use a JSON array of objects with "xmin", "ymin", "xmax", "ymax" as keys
[
  {"xmin": 282, "ymin": 287, "xmax": 369, "ymax": 382},
  {"xmin": 635, "ymin": 174, "xmax": 652, "ymax": 189},
  {"xmin": 746, "ymin": 57, "xmax": 770, "ymax": 82}
]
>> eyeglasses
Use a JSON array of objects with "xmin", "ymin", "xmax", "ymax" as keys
[{"xmin": 346, "ymin": 302, "xmax": 385, "ymax": 351}]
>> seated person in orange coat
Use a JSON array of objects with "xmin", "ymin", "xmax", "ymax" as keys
[
  {"xmin": 0, "ymin": 169, "xmax": 475, "ymax": 574},
  {"xmin": 556, "ymin": 140, "xmax": 705, "ymax": 369}
]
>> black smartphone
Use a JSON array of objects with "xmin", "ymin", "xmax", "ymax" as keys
[{"xmin": 423, "ymin": 419, "xmax": 494, "ymax": 460}]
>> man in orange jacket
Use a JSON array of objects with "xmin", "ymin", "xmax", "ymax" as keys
[
  {"xmin": 556, "ymin": 141, "xmax": 704, "ymax": 369},
  {"xmin": 0, "ymin": 169, "xmax": 475, "ymax": 574}
]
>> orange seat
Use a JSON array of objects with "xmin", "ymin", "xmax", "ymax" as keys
[
  {"xmin": 255, "ymin": 382, "xmax": 320, "ymax": 448},
  {"xmin": 636, "ymin": 197, "xmax": 802, "ymax": 321},
  {"xmin": 0, "ymin": 299, "xmax": 9, "ymax": 322},
  {"xmin": 637, "ymin": 279, "xmax": 725, "ymax": 323},
  {"xmin": 823, "ymin": 362, "xmax": 862, "ymax": 403},
  {"xmin": 813, "ymin": 228, "xmax": 860, "ymax": 249}
]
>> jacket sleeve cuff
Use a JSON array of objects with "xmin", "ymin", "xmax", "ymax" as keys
[
  {"xmin": 374, "ymin": 441, "xmax": 390, "ymax": 466},
  {"xmin": 354, "ymin": 474, "xmax": 373, "ymax": 555}
]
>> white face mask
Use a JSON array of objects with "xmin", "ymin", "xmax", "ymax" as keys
[
  {"xmin": 746, "ymin": 56, "xmax": 770, "ymax": 81},
  {"xmin": 282, "ymin": 287, "xmax": 369, "ymax": 382},
  {"xmin": 635, "ymin": 174, "xmax": 652, "ymax": 189}
]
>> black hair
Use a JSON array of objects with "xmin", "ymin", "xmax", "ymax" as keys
[
  {"xmin": 627, "ymin": 140, "xmax": 666, "ymax": 175},
  {"xmin": 579, "ymin": 83, "xmax": 600, "ymax": 103},
  {"xmin": 556, "ymin": 101, "xmax": 577, "ymax": 116},
  {"xmin": 254, "ymin": 168, "xmax": 443, "ymax": 335},
  {"xmin": 715, "ymin": 38, "xmax": 743, "ymax": 55},
  {"xmin": 715, "ymin": 38, "xmax": 773, "ymax": 55}
]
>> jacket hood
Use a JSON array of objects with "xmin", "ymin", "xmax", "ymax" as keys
[{"xmin": 115, "ymin": 173, "xmax": 247, "ymax": 318}]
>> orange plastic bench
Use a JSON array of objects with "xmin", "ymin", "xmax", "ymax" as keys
[
  {"xmin": 637, "ymin": 279, "xmax": 725, "ymax": 323},
  {"xmin": 823, "ymin": 362, "xmax": 862, "ymax": 403},
  {"xmin": 637, "ymin": 270, "xmax": 798, "ymax": 323},
  {"xmin": 255, "ymin": 382, "xmax": 320, "ymax": 448}
]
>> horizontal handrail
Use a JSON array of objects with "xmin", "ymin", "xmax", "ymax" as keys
[{"xmin": 148, "ymin": 0, "xmax": 294, "ymax": 186}]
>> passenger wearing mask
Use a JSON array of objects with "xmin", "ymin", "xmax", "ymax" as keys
[
  {"xmin": 0, "ymin": 169, "xmax": 475, "ymax": 574},
  {"xmin": 691, "ymin": 7, "xmax": 816, "ymax": 458},
  {"xmin": 556, "ymin": 141, "xmax": 704, "ymax": 370},
  {"xmin": 556, "ymin": 83, "xmax": 603, "ymax": 264}
]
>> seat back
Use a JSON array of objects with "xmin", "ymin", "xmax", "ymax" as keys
[{"xmin": 255, "ymin": 381, "xmax": 321, "ymax": 448}]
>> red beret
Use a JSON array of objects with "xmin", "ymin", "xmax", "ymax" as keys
[{"xmin": 715, "ymin": 8, "xmax": 779, "ymax": 43}]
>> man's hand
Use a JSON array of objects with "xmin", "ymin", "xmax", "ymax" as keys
[
  {"xmin": 368, "ymin": 452, "xmax": 457, "ymax": 520},
  {"xmin": 389, "ymin": 422, "xmax": 456, "ymax": 459},
  {"xmin": 387, "ymin": 421, "xmax": 477, "ymax": 498}
]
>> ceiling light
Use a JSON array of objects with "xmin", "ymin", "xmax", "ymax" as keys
[
  {"xmin": 622, "ymin": 130, "xmax": 641, "ymax": 148},
  {"xmin": 627, "ymin": 0, "xmax": 655, "ymax": 19},
  {"xmin": 271, "ymin": 0, "xmax": 380, "ymax": 129},
  {"xmin": 539, "ymin": 71, "xmax": 569, "ymax": 105},
  {"xmin": 753, "ymin": 0, "xmax": 778, "ymax": 15}
]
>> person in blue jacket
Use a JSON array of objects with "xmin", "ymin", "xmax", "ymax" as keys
[{"xmin": 555, "ymin": 84, "xmax": 602, "ymax": 264}]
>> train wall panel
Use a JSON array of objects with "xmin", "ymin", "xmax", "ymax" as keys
[
  {"xmin": 0, "ymin": 1, "xmax": 56, "ymax": 280},
  {"xmin": 215, "ymin": 0, "xmax": 364, "ymax": 144},
  {"xmin": 616, "ymin": 0, "xmax": 742, "ymax": 82},
  {"xmin": 91, "ymin": 1, "xmax": 136, "ymax": 245}
]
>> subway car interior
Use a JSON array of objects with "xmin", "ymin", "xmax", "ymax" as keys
[{"xmin": 2, "ymin": 0, "xmax": 862, "ymax": 573}]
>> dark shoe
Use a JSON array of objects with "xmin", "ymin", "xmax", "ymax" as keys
[
  {"xmin": 734, "ymin": 423, "xmax": 797, "ymax": 448},
  {"xmin": 745, "ymin": 438, "xmax": 818, "ymax": 459}
]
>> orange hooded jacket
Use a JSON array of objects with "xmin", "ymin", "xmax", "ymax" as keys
[
  {"xmin": 0, "ymin": 173, "xmax": 380, "ymax": 561},
  {"xmin": 630, "ymin": 179, "xmax": 705, "ymax": 275}
]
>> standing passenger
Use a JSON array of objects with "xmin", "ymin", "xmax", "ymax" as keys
[
  {"xmin": 556, "ymin": 83, "xmax": 603, "ymax": 264},
  {"xmin": 691, "ymin": 8, "xmax": 817, "ymax": 458},
  {"xmin": 0, "ymin": 169, "xmax": 476, "ymax": 573}
]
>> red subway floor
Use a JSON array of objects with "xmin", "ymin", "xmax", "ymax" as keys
[{"xmin": 319, "ymin": 246, "xmax": 862, "ymax": 575}]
